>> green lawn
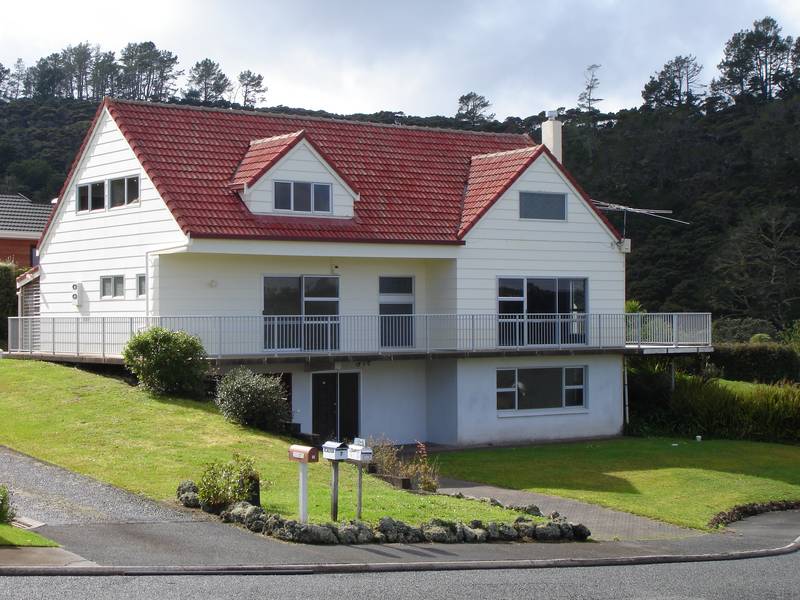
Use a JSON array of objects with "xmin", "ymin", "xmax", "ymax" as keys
[
  {"xmin": 437, "ymin": 437, "xmax": 800, "ymax": 529},
  {"xmin": 0, "ymin": 360, "xmax": 520, "ymax": 525},
  {"xmin": 0, "ymin": 524, "xmax": 57, "ymax": 547}
]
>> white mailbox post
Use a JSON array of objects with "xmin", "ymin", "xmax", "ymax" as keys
[
  {"xmin": 287, "ymin": 445, "xmax": 319, "ymax": 523},
  {"xmin": 322, "ymin": 441, "xmax": 348, "ymax": 521},
  {"xmin": 347, "ymin": 438, "xmax": 373, "ymax": 521}
]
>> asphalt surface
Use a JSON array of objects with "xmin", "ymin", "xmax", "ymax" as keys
[
  {"xmin": 0, "ymin": 553, "xmax": 798, "ymax": 599},
  {"xmin": 439, "ymin": 477, "xmax": 701, "ymax": 541}
]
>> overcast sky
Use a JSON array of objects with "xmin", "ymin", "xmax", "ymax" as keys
[{"xmin": 2, "ymin": 0, "xmax": 799, "ymax": 118}]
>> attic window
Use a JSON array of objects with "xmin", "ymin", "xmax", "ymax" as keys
[
  {"xmin": 109, "ymin": 176, "xmax": 140, "ymax": 208},
  {"xmin": 77, "ymin": 181, "xmax": 105, "ymax": 212},
  {"xmin": 520, "ymin": 192, "xmax": 567, "ymax": 221},
  {"xmin": 274, "ymin": 181, "xmax": 332, "ymax": 214}
]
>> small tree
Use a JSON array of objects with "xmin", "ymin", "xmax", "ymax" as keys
[
  {"xmin": 186, "ymin": 58, "xmax": 231, "ymax": 103},
  {"xmin": 122, "ymin": 327, "xmax": 208, "ymax": 396},
  {"xmin": 455, "ymin": 92, "xmax": 495, "ymax": 127},
  {"xmin": 577, "ymin": 63, "xmax": 603, "ymax": 112},
  {"xmin": 237, "ymin": 70, "xmax": 267, "ymax": 108},
  {"xmin": 215, "ymin": 367, "xmax": 290, "ymax": 431}
]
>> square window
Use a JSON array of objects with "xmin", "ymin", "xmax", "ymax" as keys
[
  {"xmin": 517, "ymin": 368, "xmax": 562, "ymax": 410},
  {"xmin": 565, "ymin": 367, "xmax": 584, "ymax": 386},
  {"xmin": 90, "ymin": 182, "xmax": 105, "ymax": 211},
  {"xmin": 293, "ymin": 182, "xmax": 312, "ymax": 211},
  {"xmin": 313, "ymin": 184, "xmax": 331, "ymax": 212},
  {"xmin": 565, "ymin": 388, "xmax": 584, "ymax": 407},
  {"xmin": 379, "ymin": 276, "xmax": 413, "ymax": 295},
  {"xmin": 519, "ymin": 192, "xmax": 566, "ymax": 220},
  {"xmin": 498, "ymin": 278, "xmax": 524, "ymax": 298},
  {"xmin": 496, "ymin": 369, "xmax": 516, "ymax": 389},
  {"xmin": 496, "ymin": 390, "xmax": 516, "ymax": 410},
  {"xmin": 275, "ymin": 182, "xmax": 291, "ymax": 210},
  {"xmin": 78, "ymin": 185, "xmax": 89, "ymax": 212},
  {"xmin": 110, "ymin": 178, "xmax": 126, "ymax": 208},
  {"xmin": 126, "ymin": 177, "xmax": 139, "ymax": 204}
]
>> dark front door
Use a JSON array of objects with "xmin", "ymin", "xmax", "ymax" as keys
[{"xmin": 312, "ymin": 372, "xmax": 359, "ymax": 441}]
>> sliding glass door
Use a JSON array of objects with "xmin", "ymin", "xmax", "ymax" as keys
[
  {"xmin": 263, "ymin": 276, "xmax": 340, "ymax": 351},
  {"xmin": 498, "ymin": 277, "xmax": 586, "ymax": 346}
]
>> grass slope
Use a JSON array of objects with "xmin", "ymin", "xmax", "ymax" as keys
[
  {"xmin": 0, "ymin": 360, "xmax": 518, "ymax": 525},
  {"xmin": 0, "ymin": 524, "xmax": 58, "ymax": 547},
  {"xmin": 437, "ymin": 437, "xmax": 800, "ymax": 529}
]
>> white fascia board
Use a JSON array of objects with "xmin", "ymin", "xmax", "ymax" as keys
[
  {"xmin": 0, "ymin": 230, "xmax": 41, "ymax": 239},
  {"xmin": 187, "ymin": 238, "xmax": 460, "ymax": 259}
]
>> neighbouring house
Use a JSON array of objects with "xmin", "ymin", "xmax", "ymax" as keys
[
  {"xmin": 0, "ymin": 193, "xmax": 53, "ymax": 268},
  {"xmin": 9, "ymin": 99, "xmax": 711, "ymax": 445}
]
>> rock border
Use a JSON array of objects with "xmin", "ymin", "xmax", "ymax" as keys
[
  {"xmin": 708, "ymin": 499, "xmax": 800, "ymax": 528},
  {"xmin": 176, "ymin": 480, "xmax": 591, "ymax": 545}
]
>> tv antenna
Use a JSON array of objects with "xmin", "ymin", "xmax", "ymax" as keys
[{"xmin": 591, "ymin": 200, "xmax": 690, "ymax": 238}]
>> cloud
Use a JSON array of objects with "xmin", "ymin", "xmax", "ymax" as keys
[{"xmin": 2, "ymin": 0, "xmax": 797, "ymax": 118}]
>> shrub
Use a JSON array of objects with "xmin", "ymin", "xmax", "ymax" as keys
[
  {"xmin": 780, "ymin": 320, "xmax": 800, "ymax": 353},
  {"xmin": 0, "ymin": 263, "xmax": 21, "ymax": 351},
  {"xmin": 122, "ymin": 327, "xmax": 208, "ymax": 396},
  {"xmin": 0, "ymin": 485, "xmax": 15, "ymax": 524},
  {"xmin": 710, "ymin": 343, "xmax": 800, "ymax": 383},
  {"xmin": 712, "ymin": 317, "xmax": 778, "ymax": 344},
  {"xmin": 215, "ymin": 368, "xmax": 290, "ymax": 431},
  {"xmin": 368, "ymin": 437, "xmax": 439, "ymax": 491},
  {"xmin": 197, "ymin": 453, "xmax": 261, "ymax": 512},
  {"xmin": 670, "ymin": 377, "xmax": 800, "ymax": 443}
]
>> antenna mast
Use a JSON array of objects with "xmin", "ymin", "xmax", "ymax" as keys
[{"xmin": 591, "ymin": 200, "xmax": 690, "ymax": 238}]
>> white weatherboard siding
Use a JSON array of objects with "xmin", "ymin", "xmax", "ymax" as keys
[
  {"xmin": 38, "ymin": 110, "xmax": 186, "ymax": 317},
  {"xmin": 156, "ymin": 253, "xmax": 447, "ymax": 316},
  {"xmin": 457, "ymin": 154, "xmax": 625, "ymax": 314},
  {"xmin": 455, "ymin": 354, "xmax": 624, "ymax": 445},
  {"xmin": 244, "ymin": 141, "xmax": 355, "ymax": 217}
]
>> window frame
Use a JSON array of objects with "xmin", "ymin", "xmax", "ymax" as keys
[
  {"xmin": 76, "ymin": 180, "xmax": 107, "ymax": 213},
  {"xmin": 100, "ymin": 275, "xmax": 125, "ymax": 299},
  {"xmin": 108, "ymin": 175, "xmax": 141, "ymax": 209},
  {"xmin": 378, "ymin": 275, "xmax": 415, "ymax": 348},
  {"xmin": 273, "ymin": 180, "xmax": 333, "ymax": 215},
  {"xmin": 136, "ymin": 274, "xmax": 146, "ymax": 298},
  {"xmin": 519, "ymin": 191, "xmax": 568, "ymax": 221},
  {"xmin": 495, "ymin": 365, "xmax": 588, "ymax": 414},
  {"xmin": 496, "ymin": 276, "xmax": 589, "ymax": 315}
]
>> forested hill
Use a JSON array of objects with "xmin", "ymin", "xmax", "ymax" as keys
[{"xmin": 1, "ymin": 16, "xmax": 798, "ymax": 327}]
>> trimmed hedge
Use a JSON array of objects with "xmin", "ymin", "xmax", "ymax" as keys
[
  {"xmin": 0, "ymin": 263, "xmax": 20, "ymax": 350},
  {"xmin": 627, "ymin": 367, "xmax": 800, "ymax": 443},
  {"xmin": 710, "ymin": 343, "xmax": 800, "ymax": 383},
  {"xmin": 215, "ymin": 367, "xmax": 290, "ymax": 432}
]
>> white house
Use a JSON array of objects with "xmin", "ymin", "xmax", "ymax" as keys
[{"xmin": 10, "ymin": 99, "xmax": 711, "ymax": 446}]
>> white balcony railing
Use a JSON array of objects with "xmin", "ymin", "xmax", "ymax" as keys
[{"xmin": 7, "ymin": 313, "xmax": 712, "ymax": 359}]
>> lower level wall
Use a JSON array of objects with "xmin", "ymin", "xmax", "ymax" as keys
[{"xmin": 454, "ymin": 354, "xmax": 624, "ymax": 445}]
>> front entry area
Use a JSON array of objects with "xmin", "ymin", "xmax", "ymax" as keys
[{"xmin": 312, "ymin": 372, "xmax": 359, "ymax": 441}]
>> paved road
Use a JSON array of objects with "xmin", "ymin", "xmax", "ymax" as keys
[
  {"xmin": 439, "ymin": 477, "xmax": 700, "ymax": 541},
  {"xmin": 1, "ymin": 553, "xmax": 797, "ymax": 599}
]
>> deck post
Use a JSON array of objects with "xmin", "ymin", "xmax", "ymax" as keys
[
  {"xmin": 101, "ymin": 317, "xmax": 106, "ymax": 359},
  {"xmin": 672, "ymin": 313, "xmax": 678, "ymax": 347},
  {"xmin": 217, "ymin": 316, "xmax": 222, "ymax": 359},
  {"xmin": 75, "ymin": 317, "xmax": 80, "ymax": 356}
]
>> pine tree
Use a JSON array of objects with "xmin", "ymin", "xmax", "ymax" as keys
[{"xmin": 186, "ymin": 59, "xmax": 231, "ymax": 103}]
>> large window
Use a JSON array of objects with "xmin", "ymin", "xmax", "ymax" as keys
[
  {"xmin": 77, "ymin": 181, "xmax": 106, "ymax": 212},
  {"xmin": 274, "ymin": 181, "xmax": 332, "ymax": 213},
  {"xmin": 100, "ymin": 275, "xmax": 124, "ymax": 299},
  {"xmin": 498, "ymin": 277, "xmax": 587, "ymax": 346},
  {"xmin": 263, "ymin": 275, "xmax": 339, "ymax": 350},
  {"xmin": 496, "ymin": 366, "xmax": 585, "ymax": 411},
  {"xmin": 379, "ymin": 276, "xmax": 414, "ymax": 348},
  {"xmin": 519, "ymin": 192, "xmax": 566, "ymax": 220},
  {"xmin": 109, "ymin": 176, "xmax": 140, "ymax": 208}
]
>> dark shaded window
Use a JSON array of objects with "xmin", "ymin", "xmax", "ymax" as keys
[
  {"xmin": 294, "ymin": 182, "xmax": 312, "ymax": 212},
  {"xmin": 77, "ymin": 185, "xmax": 89, "ymax": 212},
  {"xmin": 519, "ymin": 192, "xmax": 566, "ymax": 220},
  {"xmin": 110, "ymin": 178, "xmax": 126, "ymax": 208},
  {"xmin": 275, "ymin": 181, "xmax": 292, "ymax": 210},
  {"xmin": 90, "ymin": 182, "xmax": 105, "ymax": 211},
  {"xmin": 313, "ymin": 184, "xmax": 331, "ymax": 212},
  {"xmin": 496, "ymin": 366, "xmax": 585, "ymax": 410}
]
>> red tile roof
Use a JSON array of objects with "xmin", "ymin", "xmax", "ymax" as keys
[
  {"xmin": 43, "ymin": 99, "xmax": 619, "ymax": 246},
  {"xmin": 230, "ymin": 130, "xmax": 305, "ymax": 190}
]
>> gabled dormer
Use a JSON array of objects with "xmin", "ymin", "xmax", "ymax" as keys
[{"xmin": 231, "ymin": 130, "xmax": 358, "ymax": 218}]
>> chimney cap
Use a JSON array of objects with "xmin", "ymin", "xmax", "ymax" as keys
[{"xmin": 546, "ymin": 110, "xmax": 558, "ymax": 121}]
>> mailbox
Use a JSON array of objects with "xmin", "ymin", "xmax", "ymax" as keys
[
  {"xmin": 322, "ymin": 441, "xmax": 348, "ymax": 461},
  {"xmin": 288, "ymin": 444, "xmax": 319, "ymax": 463},
  {"xmin": 347, "ymin": 442, "xmax": 373, "ymax": 463}
]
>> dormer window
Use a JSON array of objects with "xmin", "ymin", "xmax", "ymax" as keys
[{"xmin": 274, "ymin": 181, "xmax": 332, "ymax": 214}]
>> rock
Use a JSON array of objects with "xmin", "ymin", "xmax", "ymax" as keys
[
  {"xmin": 373, "ymin": 531, "xmax": 387, "ymax": 544},
  {"xmin": 263, "ymin": 514, "xmax": 286, "ymax": 536},
  {"xmin": 403, "ymin": 526, "xmax": 425, "ymax": 544},
  {"xmin": 559, "ymin": 523, "xmax": 575, "ymax": 541},
  {"xmin": 453, "ymin": 492, "xmax": 465, "ymax": 499},
  {"xmin": 335, "ymin": 524, "xmax": 358, "ymax": 545},
  {"xmin": 458, "ymin": 523, "xmax": 486, "ymax": 543},
  {"xmin": 511, "ymin": 503, "xmax": 543, "ymax": 517},
  {"xmin": 377, "ymin": 517, "xmax": 423, "ymax": 544},
  {"xmin": 178, "ymin": 491, "xmax": 200, "ymax": 508},
  {"xmin": 423, "ymin": 525, "xmax": 456, "ymax": 543},
  {"xmin": 176, "ymin": 480, "xmax": 198, "ymax": 498},
  {"xmin": 243, "ymin": 505, "xmax": 266, "ymax": 532},
  {"xmin": 548, "ymin": 511, "xmax": 561, "ymax": 520},
  {"xmin": 472, "ymin": 527, "xmax": 488, "ymax": 543},
  {"xmin": 513, "ymin": 520, "xmax": 537, "ymax": 540},
  {"xmin": 571, "ymin": 523, "xmax": 591, "ymax": 542},
  {"xmin": 485, "ymin": 522, "xmax": 500, "ymax": 541},
  {"xmin": 534, "ymin": 522, "xmax": 563, "ymax": 542},
  {"xmin": 497, "ymin": 523, "xmax": 519, "ymax": 541},
  {"xmin": 377, "ymin": 517, "xmax": 401, "ymax": 543},
  {"xmin": 469, "ymin": 519, "xmax": 484, "ymax": 530},
  {"xmin": 221, "ymin": 501, "xmax": 252, "ymax": 524}
]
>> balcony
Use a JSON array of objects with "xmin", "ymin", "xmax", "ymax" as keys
[{"xmin": 7, "ymin": 313, "xmax": 712, "ymax": 364}]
